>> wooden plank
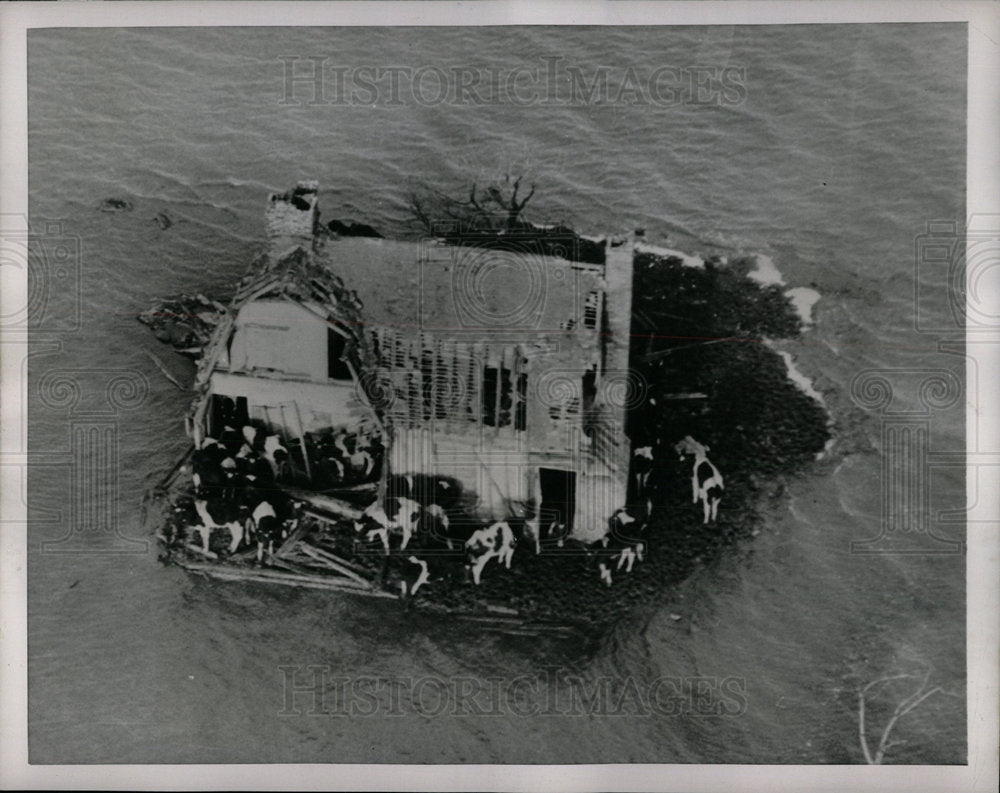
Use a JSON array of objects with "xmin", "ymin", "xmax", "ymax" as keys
[
  {"xmin": 323, "ymin": 481, "xmax": 378, "ymax": 495},
  {"xmin": 307, "ymin": 540, "xmax": 372, "ymax": 575},
  {"xmin": 179, "ymin": 561, "xmax": 397, "ymax": 597},
  {"xmin": 184, "ymin": 543, "xmax": 217, "ymax": 559},
  {"xmin": 273, "ymin": 511, "xmax": 312, "ymax": 557},
  {"xmin": 295, "ymin": 543, "xmax": 372, "ymax": 587},
  {"xmin": 224, "ymin": 561, "xmax": 370, "ymax": 591},
  {"xmin": 292, "ymin": 401, "xmax": 313, "ymax": 480},
  {"xmin": 284, "ymin": 487, "xmax": 364, "ymax": 520}
]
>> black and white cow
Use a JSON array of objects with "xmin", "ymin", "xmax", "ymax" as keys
[
  {"xmin": 386, "ymin": 496, "xmax": 421, "ymax": 550},
  {"xmin": 243, "ymin": 489, "xmax": 303, "ymax": 562},
  {"xmin": 521, "ymin": 513, "xmax": 542, "ymax": 555},
  {"xmin": 517, "ymin": 512, "xmax": 566, "ymax": 555},
  {"xmin": 465, "ymin": 521, "xmax": 516, "ymax": 585},
  {"xmin": 262, "ymin": 434, "xmax": 289, "ymax": 479},
  {"xmin": 192, "ymin": 496, "xmax": 246, "ymax": 555},
  {"xmin": 587, "ymin": 503, "xmax": 652, "ymax": 586},
  {"xmin": 608, "ymin": 499, "xmax": 652, "ymax": 543},
  {"xmin": 419, "ymin": 503, "xmax": 452, "ymax": 547},
  {"xmin": 191, "ymin": 437, "xmax": 236, "ymax": 498},
  {"xmin": 674, "ymin": 435, "xmax": 724, "ymax": 524},
  {"xmin": 592, "ymin": 534, "xmax": 646, "ymax": 586},
  {"xmin": 250, "ymin": 499, "xmax": 280, "ymax": 561},
  {"xmin": 400, "ymin": 556, "xmax": 431, "ymax": 598},
  {"xmin": 632, "ymin": 445, "xmax": 655, "ymax": 498},
  {"xmin": 333, "ymin": 432, "xmax": 374, "ymax": 481},
  {"xmin": 235, "ymin": 442, "xmax": 275, "ymax": 486},
  {"xmin": 353, "ymin": 496, "xmax": 422, "ymax": 554}
]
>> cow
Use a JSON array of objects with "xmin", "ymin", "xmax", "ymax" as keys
[
  {"xmin": 192, "ymin": 496, "xmax": 246, "ymax": 555},
  {"xmin": 388, "ymin": 474, "xmax": 459, "ymax": 510},
  {"xmin": 386, "ymin": 473, "xmax": 415, "ymax": 500},
  {"xmin": 241, "ymin": 491, "xmax": 303, "ymax": 562},
  {"xmin": 218, "ymin": 424, "xmax": 244, "ymax": 456},
  {"xmin": 262, "ymin": 434, "xmax": 289, "ymax": 479},
  {"xmin": 612, "ymin": 538, "xmax": 645, "ymax": 574},
  {"xmin": 505, "ymin": 499, "xmax": 560, "ymax": 556},
  {"xmin": 419, "ymin": 503, "xmax": 451, "ymax": 547},
  {"xmin": 386, "ymin": 496, "xmax": 421, "ymax": 550},
  {"xmin": 400, "ymin": 556, "xmax": 431, "ymax": 598},
  {"xmin": 522, "ymin": 513, "xmax": 542, "ymax": 555},
  {"xmin": 241, "ymin": 452, "xmax": 277, "ymax": 488},
  {"xmin": 465, "ymin": 521, "xmax": 516, "ymax": 585},
  {"xmin": 248, "ymin": 500, "xmax": 285, "ymax": 562},
  {"xmin": 316, "ymin": 454, "xmax": 345, "ymax": 485},
  {"xmin": 353, "ymin": 496, "xmax": 421, "ymax": 554},
  {"xmin": 354, "ymin": 502, "xmax": 393, "ymax": 553},
  {"xmin": 674, "ymin": 436, "xmax": 724, "ymax": 524},
  {"xmin": 593, "ymin": 535, "xmax": 646, "ymax": 586},
  {"xmin": 191, "ymin": 437, "xmax": 232, "ymax": 497},
  {"xmin": 632, "ymin": 445, "xmax": 655, "ymax": 498},
  {"xmin": 333, "ymin": 432, "xmax": 374, "ymax": 480},
  {"xmin": 241, "ymin": 425, "xmax": 258, "ymax": 448},
  {"xmin": 608, "ymin": 499, "xmax": 652, "ymax": 543},
  {"xmin": 516, "ymin": 511, "xmax": 564, "ymax": 554},
  {"xmin": 587, "ymin": 503, "xmax": 651, "ymax": 586}
]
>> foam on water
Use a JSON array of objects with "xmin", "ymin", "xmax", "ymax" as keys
[
  {"xmin": 785, "ymin": 286, "xmax": 821, "ymax": 326},
  {"xmin": 634, "ymin": 241, "xmax": 704, "ymax": 268},
  {"xmin": 747, "ymin": 253, "xmax": 785, "ymax": 285},
  {"xmin": 763, "ymin": 339, "xmax": 826, "ymax": 406}
]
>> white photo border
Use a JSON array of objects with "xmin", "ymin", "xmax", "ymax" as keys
[{"xmin": 1, "ymin": 2, "xmax": 997, "ymax": 791}]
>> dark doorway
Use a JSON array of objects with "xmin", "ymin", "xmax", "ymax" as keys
[
  {"xmin": 539, "ymin": 468, "xmax": 576, "ymax": 533},
  {"xmin": 234, "ymin": 396, "xmax": 249, "ymax": 427},
  {"xmin": 328, "ymin": 328, "xmax": 352, "ymax": 380},
  {"xmin": 208, "ymin": 394, "xmax": 234, "ymax": 436}
]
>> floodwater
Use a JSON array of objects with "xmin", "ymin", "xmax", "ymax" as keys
[{"xmin": 26, "ymin": 24, "xmax": 965, "ymax": 763}]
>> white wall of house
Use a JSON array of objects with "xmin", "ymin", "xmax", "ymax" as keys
[
  {"xmin": 227, "ymin": 300, "xmax": 331, "ymax": 381},
  {"xmin": 389, "ymin": 425, "xmax": 624, "ymax": 538}
]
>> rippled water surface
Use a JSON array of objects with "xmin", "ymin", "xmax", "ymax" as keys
[{"xmin": 26, "ymin": 24, "xmax": 966, "ymax": 763}]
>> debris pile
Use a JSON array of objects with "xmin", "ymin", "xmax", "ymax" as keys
[{"xmin": 138, "ymin": 293, "xmax": 226, "ymax": 355}]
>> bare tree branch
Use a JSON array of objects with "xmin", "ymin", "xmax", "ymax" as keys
[
  {"xmin": 857, "ymin": 670, "xmax": 944, "ymax": 764},
  {"xmin": 407, "ymin": 174, "xmax": 538, "ymax": 234}
]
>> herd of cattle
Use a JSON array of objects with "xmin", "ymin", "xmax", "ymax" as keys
[
  {"xmin": 166, "ymin": 424, "xmax": 303, "ymax": 563},
  {"xmin": 165, "ymin": 423, "xmax": 725, "ymax": 599},
  {"xmin": 352, "ymin": 477, "xmax": 653, "ymax": 597},
  {"xmin": 307, "ymin": 426, "xmax": 383, "ymax": 488}
]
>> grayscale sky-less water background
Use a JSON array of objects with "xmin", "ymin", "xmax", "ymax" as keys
[{"xmin": 26, "ymin": 24, "xmax": 966, "ymax": 763}]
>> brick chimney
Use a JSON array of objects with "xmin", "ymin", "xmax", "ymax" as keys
[{"xmin": 265, "ymin": 180, "xmax": 319, "ymax": 251}]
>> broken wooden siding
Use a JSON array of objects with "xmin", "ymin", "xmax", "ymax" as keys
[{"xmin": 365, "ymin": 239, "xmax": 634, "ymax": 539}]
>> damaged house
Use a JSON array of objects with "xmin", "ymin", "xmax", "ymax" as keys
[
  {"xmin": 186, "ymin": 183, "xmax": 378, "ymax": 459},
  {"xmin": 187, "ymin": 182, "xmax": 635, "ymax": 543}
]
